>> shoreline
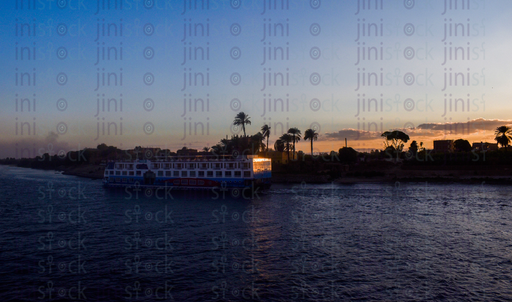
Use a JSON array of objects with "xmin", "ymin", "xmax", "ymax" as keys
[{"xmin": 4, "ymin": 164, "xmax": 512, "ymax": 185}]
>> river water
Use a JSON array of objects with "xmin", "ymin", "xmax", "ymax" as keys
[{"xmin": 1, "ymin": 165, "xmax": 512, "ymax": 301}]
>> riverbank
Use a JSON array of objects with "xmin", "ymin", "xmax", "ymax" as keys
[{"xmin": 4, "ymin": 163, "xmax": 512, "ymax": 185}]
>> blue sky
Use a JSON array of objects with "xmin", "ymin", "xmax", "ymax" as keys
[{"xmin": 1, "ymin": 0, "xmax": 511, "ymax": 157}]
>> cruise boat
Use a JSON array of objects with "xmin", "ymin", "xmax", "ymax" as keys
[{"xmin": 102, "ymin": 155, "xmax": 271, "ymax": 189}]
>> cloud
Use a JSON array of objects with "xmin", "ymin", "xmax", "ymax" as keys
[
  {"xmin": 322, "ymin": 118, "xmax": 512, "ymax": 143},
  {"xmin": 415, "ymin": 118, "xmax": 512, "ymax": 135},
  {"xmin": 322, "ymin": 129, "xmax": 381, "ymax": 141}
]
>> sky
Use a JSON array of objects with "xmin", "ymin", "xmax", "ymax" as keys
[{"xmin": 1, "ymin": 0, "xmax": 512, "ymax": 158}]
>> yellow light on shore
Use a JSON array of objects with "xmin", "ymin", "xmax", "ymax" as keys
[{"xmin": 252, "ymin": 158, "xmax": 270, "ymax": 162}]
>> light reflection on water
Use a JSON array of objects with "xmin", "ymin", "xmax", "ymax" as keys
[{"xmin": 1, "ymin": 165, "xmax": 512, "ymax": 301}]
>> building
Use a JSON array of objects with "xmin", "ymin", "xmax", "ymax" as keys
[
  {"xmin": 257, "ymin": 151, "xmax": 289, "ymax": 164},
  {"xmin": 433, "ymin": 140, "xmax": 454, "ymax": 153},
  {"xmin": 472, "ymin": 142, "xmax": 498, "ymax": 151}
]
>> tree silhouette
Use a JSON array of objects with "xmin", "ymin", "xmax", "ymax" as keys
[
  {"xmin": 279, "ymin": 133, "xmax": 292, "ymax": 161},
  {"xmin": 233, "ymin": 112, "xmax": 251, "ymax": 136},
  {"xmin": 304, "ymin": 128, "xmax": 318, "ymax": 156},
  {"xmin": 381, "ymin": 130, "xmax": 410, "ymax": 152},
  {"xmin": 409, "ymin": 141, "xmax": 418, "ymax": 155},
  {"xmin": 274, "ymin": 139, "xmax": 285, "ymax": 152},
  {"xmin": 287, "ymin": 127, "xmax": 301, "ymax": 159},
  {"xmin": 454, "ymin": 139, "xmax": 472, "ymax": 152},
  {"xmin": 495, "ymin": 126, "xmax": 512, "ymax": 150},
  {"xmin": 261, "ymin": 124, "xmax": 271, "ymax": 152}
]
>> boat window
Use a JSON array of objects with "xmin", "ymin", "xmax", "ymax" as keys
[
  {"xmin": 122, "ymin": 171, "xmax": 127, "ymax": 176},
  {"xmin": 158, "ymin": 171, "xmax": 163, "ymax": 176},
  {"xmin": 244, "ymin": 171, "xmax": 251, "ymax": 177},
  {"xmin": 216, "ymin": 171, "xmax": 222, "ymax": 177},
  {"xmin": 234, "ymin": 171, "xmax": 241, "ymax": 177},
  {"xmin": 181, "ymin": 171, "xmax": 187, "ymax": 177},
  {"xmin": 207, "ymin": 171, "xmax": 213, "ymax": 177},
  {"xmin": 198, "ymin": 171, "xmax": 205, "ymax": 177},
  {"xmin": 225, "ymin": 171, "xmax": 232, "ymax": 177},
  {"xmin": 173, "ymin": 180, "xmax": 180, "ymax": 185},
  {"xmin": 181, "ymin": 179, "xmax": 188, "ymax": 185},
  {"xmin": 198, "ymin": 180, "xmax": 205, "ymax": 185},
  {"xmin": 190, "ymin": 171, "xmax": 196, "ymax": 177},
  {"xmin": 116, "ymin": 171, "xmax": 120, "ymax": 175},
  {"xmin": 136, "ymin": 171, "xmax": 141, "ymax": 176},
  {"xmin": 129, "ymin": 171, "xmax": 134, "ymax": 176},
  {"xmin": 165, "ymin": 171, "xmax": 171, "ymax": 176},
  {"xmin": 190, "ymin": 180, "xmax": 197, "ymax": 185},
  {"xmin": 174, "ymin": 171, "xmax": 179, "ymax": 177}
]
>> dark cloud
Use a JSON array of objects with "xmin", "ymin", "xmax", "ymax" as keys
[
  {"xmin": 322, "ymin": 118, "xmax": 512, "ymax": 142},
  {"xmin": 323, "ymin": 129, "xmax": 381, "ymax": 141},
  {"xmin": 415, "ymin": 118, "xmax": 512, "ymax": 134}
]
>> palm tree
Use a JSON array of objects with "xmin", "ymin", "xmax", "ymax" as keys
[
  {"xmin": 304, "ymin": 128, "xmax": 318, "ymax": 156},
  {"xmin": 495, "ymin": 126, "xmax": 512, "ymax": 150},
  {"xmin": 202, "ymin": 146, "xmax": 210, "ymax": 152},
  {"xmin": 233, "ymin": 112, "xmax": 251, "ymax": 136},
  {"xmin": 287, "ymin": 128, "xmax": 301, "ymax": 159},
  {"xmin": 274, "ymin": 139, "xmax": 285, "ymax": 152},
  {"xmin": 251, "ymin": 132, "xmax": 265, "ymax": 153},
  {"xmin": 261, "ymin": 124, "xmax": 271, "ymax": 153},
  {"xmin": 279, "ymin": 133, "xmax": 292, "ymax": 161}
]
